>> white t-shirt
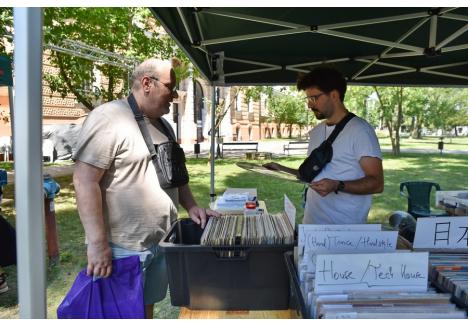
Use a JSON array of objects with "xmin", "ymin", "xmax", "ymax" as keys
[
  {"xmin": 303, "ymin": 116, "xmax": 382, "ymax": 224},
  {"xmin": 74, "ymin": 99, "xmax": 178, "ymax": 251}
]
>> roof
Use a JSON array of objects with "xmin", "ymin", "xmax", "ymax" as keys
[{"xmin": 151, "ymin": 7, "xmax": 468, "ymax": 87}]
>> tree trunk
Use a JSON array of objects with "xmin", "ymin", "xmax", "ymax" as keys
[
  {"xmin": 288, "ymin": 123, "xmax": 293, "ymax": 138},
  {"xmin": 393, "ymin": 87, "xmax": 404, "ymax": 156}
]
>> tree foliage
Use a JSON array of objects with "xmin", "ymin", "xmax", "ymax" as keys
[
  {"xmin": 0, "ymin": 8, "xmax": 190, "ymax": 110},
  {"xmin": 42, "ymin": 7, "xmax": 190, "ymax": 110},
  {"xmin": 267, "ymin": 89, "xmax": 309, "ymax": 138}
]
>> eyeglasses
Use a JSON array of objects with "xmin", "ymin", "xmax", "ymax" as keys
[
  {"xmin": 304, "ymin": 93, "xmax": 325, "ymax": 105},
  {"xmin": 148, "ymin": 76, "xmax": 178, "ymax": 94}
]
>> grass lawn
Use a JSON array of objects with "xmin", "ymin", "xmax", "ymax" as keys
[
  {"xmin": 0, "ymin": 152, "xmax": 467, "ymax": 318},
  {"xmin": 377, "ymin": 135, "xmax": 468, "ymax": 151}
]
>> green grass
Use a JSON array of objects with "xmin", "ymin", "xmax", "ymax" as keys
[
  {"xmin": 0, "ymin": 153, "xmax": 467, "ymax": 318},
  {"xmin": 0, "ymin": 160, "xmax": 74, "ymax": 172},
  {"xmin": 377, "ymin": 135, "xmax": 468, "ymax": 151}
]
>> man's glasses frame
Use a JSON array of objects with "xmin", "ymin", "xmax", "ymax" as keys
[
  {"xmin": 148, "ymin": 76, "xmax": 178, "ymax": 94},
  {"xmin": 304, "ymin": 92, "xmax": 325, "ymax": 105}
]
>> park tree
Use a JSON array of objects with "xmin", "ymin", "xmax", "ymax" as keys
[
  {"xmin": 403, "ymin": 88, "xmax": 430, "ymax": 139},
  {"xmin": 43, "ymin": 7, "xmax": 189, "ymax": 110},
  {"xmin": 345, "ymin": 86, "xmax": 379, "ymax": 127},
  {"xmin": 425, "ymin": 88, "xmax": 468, "ymax": 137},
  {"xmin": 267, "ymin": 89, "xmax": 307, "ymax": 138},
  {"xmin": 0, "ymin": 8, "xmax": 189, "ymax": 111},
  {"xmin": 373, "ymin": 86, "xmax": 405, "ymax": 155},
  {"xmin": 0, "ymin": 8, "xmax": 13, "ymax": 57}
]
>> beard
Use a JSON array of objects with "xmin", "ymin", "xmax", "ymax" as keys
[{"xmin": 312, "ymin": 109, "xmax": 326, "ymax": 120}]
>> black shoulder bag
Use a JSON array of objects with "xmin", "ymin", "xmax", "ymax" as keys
[
  {"xmin": 127, "ymin": 94, "xmax": 189, "ymax": 189},
  {"xmin": 297, "ymin": 112, "xmax": 355, "ymax": 183}
]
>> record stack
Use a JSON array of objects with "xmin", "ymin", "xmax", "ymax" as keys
[
  {"xmin": 200, "ymin": 213, "xmax": 294, "ymax": 246},
  {"xmin": 429, "ymin": 253, "xmax": 468, "ymax": 310}
]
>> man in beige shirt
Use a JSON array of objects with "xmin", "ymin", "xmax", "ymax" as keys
[{"xmin": 73, "ymin": 59, "xmax": 219, "ymax": 318}]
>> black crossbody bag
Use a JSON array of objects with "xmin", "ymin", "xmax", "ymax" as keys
[
  {"xmin": 298, "ymin": 112, "xmax": 355, "ymax": 183},
  {"xmin": 127, "ymin": 94, "xmax": 189, "ymax": 189}
]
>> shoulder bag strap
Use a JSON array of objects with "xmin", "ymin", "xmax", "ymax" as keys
[
  {"xmin": 127, "ymin": 93, "xmax": 160, "ymax": 170},
  {"xmin": 326, "ymin": 112, "xmax": 356, "ymax": 144},
  {"xmin": 155, "ymin": 117, "xmax": 176, "ymax": 142}
]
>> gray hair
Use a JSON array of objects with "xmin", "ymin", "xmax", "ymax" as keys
[{"xmin": 130, "ymin": 59, "xmax": 172, "ymax": 91}]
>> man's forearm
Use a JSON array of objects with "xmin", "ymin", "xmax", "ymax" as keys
[
  {"xmin": 338, "ymin": 175, "xmax": 383, "ymax": 195},
  {"xmin": 178, "ymin": 183, "xmax": 197, "ymax": 212}
]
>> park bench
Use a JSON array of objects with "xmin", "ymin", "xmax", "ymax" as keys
[
  {"xmin": 283, "ymin": 141, "xmax": 308, "ymax": 155},
  {"xmin": 221, "ymin": 141, "xmax": 258, "ymax": 157}
]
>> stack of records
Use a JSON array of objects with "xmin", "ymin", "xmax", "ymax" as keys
[
  {"xmin": 310, "ymin": 291, "xmax": 466, "ymax": 318},
  {"xmin": 200, "ymin": 213, "xmax": 294, "ymax": 246},
  {"xmin": 429, "ymin": 253, "xmax": 468, "ymax": 309}
]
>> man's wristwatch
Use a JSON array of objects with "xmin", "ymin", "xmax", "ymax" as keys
[{"xmin": 335, "ymin": 181, "xmax": 345, "ymax": 194}]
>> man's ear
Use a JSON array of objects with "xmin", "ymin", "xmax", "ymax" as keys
[
  {"xmin": 141, "ymin": 76, "xmax": 152, "ymax": 93},
  {"xmin": 330, "ymin": 89, "xmax": 341, "ymax": 102}
]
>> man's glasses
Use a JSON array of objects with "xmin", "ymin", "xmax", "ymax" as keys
[
  {"xmin": 148, "ymin": 76, "xmax": 178, "ymax": 94},
  {"xmin": 304, "ymin": 93, "xmax": 325, "ymax": 105}
]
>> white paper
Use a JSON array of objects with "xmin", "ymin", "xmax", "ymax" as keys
[
  {"xmin": 413, "ymin": 216, "xmax": 468, "ymax": 249},
  {"xmin": 314, "ymin": 252, "xmax": 429, "ymax": 294},
  {"xmin": 283, "ymin": 194, "xmax": 296, "ymax": 231}
]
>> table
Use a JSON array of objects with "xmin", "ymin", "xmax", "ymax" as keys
[{"xmin": 179, "ymin": 307, "xmax": 300, "ymax": 319}]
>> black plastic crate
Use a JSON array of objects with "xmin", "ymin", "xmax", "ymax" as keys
[
  {"xmin": 284, "ymin": 251, "xmax": 309, "ymax": 318},
  {"xmin": 159, "ymin": 218, "xmax": 294, "ymax": 310}
]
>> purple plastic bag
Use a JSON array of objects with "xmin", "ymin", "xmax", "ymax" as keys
[{"xmin": 57, "ymin": 255, "xmax": 144, "ymax": 319}]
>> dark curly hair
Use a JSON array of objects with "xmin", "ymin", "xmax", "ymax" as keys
[{"xmin": 296, "ymin": 66, "xmax": 347, "ymax": 102}]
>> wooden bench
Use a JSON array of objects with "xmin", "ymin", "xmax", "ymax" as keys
[
  {"xmin": 221, "ymin": 142, "xmax": 258, "ymax": 157},
  {"xmin": 283, "ymin": 141, "xmax": 308, "ymax": 155}
]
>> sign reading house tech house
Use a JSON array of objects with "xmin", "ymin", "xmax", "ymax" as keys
[{"xmin": 314, "ymin": 252, "xmax": 429, "ymax": 293}]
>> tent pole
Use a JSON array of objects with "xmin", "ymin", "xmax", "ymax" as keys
[
  {"xmin": 210, "ymin": 85, "xmax": 216, "ymax": 202},
  {"xmin": 13, "ymin": 7, "xmax": 46, "ymax": 318}
]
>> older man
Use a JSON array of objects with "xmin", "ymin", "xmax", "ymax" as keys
[{"xmin": 73, "ymin": 59, "xmax": 218, "ymax": 318}]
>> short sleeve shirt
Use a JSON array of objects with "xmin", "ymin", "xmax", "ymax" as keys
[
  {"xmin": 74, "ymin": 99, "xmax": 178, "ymax": 251},
  {"xmin": 303, "ymin": 116, "xmax": 382, "ymax": 224}
]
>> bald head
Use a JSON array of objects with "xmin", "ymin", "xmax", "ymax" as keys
[{"xmin": 130, "ymin": 59, "xmax": 173, "ymax": 92}]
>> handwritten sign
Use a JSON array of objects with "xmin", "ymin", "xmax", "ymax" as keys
[
  {"xmin": 299, "ymin": 224, "xmax": 381, "ymax": 247},
  {"xmin": 302, "ymin": 231, "xmax": 398, "ymax": 272},
  {"xmin": 314, "ymin": 252, "xmax": 429, "ymax": 293},
  {"xmin": 284, "ymin": 194, "xmax": 296, "ymax": 231},
  {"xmin": 304, "ymin": 231, "xmax": 398, "ymax": 254},
  {"xmin": 413, "ymin": 216, "xmax": 468, "ymax": 250}
]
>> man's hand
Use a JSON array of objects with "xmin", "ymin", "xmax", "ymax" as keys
[
  {"xmin": 188, "ymin": 206, "xmax": 221, "ymax": 229},
  {"xmin": 86, "ymin": 241, "xmax": 113, "ymax": 278},
  {"xmin": 309, "ymin": 178, "xmax": 339, "ymax": 197}
]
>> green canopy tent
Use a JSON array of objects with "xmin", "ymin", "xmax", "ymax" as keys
[
  {"xmin": 150, "ymin": 7, "xmax": 468, "ymax": 199},
  {"xmin": 151, "ymin": 7, "xmax": 467, "ymax": 86}
]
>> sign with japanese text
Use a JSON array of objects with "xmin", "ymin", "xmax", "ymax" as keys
[{"xmin": 413, "ymin": 216, "xmax": 468, "ymax": 250}]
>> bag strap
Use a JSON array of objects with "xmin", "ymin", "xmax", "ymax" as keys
[
  {"xmin": 127, "ymin": 93, "xmax": 160, "ymax": 171},
  {"xmin": 157, "ymin": 117, "xmax": 176, "ymax": 142},
  {"xmin": 326, "ymin": 112, "xmax": 356, "ymax": 144}
]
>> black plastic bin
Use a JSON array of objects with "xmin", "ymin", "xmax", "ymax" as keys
[
  {"xmin": 159, "ymin": 218, "xmax": 294, "ymax": 310},
  {"xmin": 284, "ymin": 251, "xmax": 309, "ymax": 318}
]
